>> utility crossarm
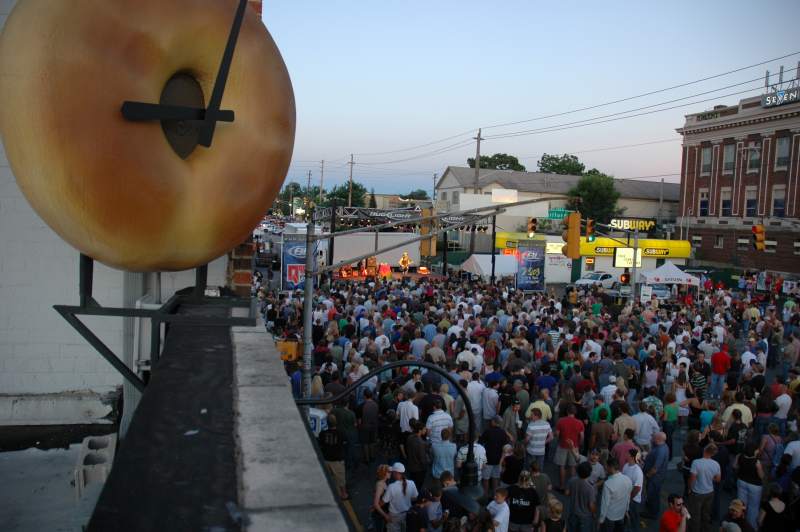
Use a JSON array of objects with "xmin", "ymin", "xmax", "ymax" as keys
[{"xmin": 310, "ymin": 196, "xmax": 565, "ymax": 242}]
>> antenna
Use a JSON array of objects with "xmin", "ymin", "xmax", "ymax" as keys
[
  {"xmin": 765, "ymin": 69, "xmax": 770, "ymax": 89},
  {"xmin": 779, "ymin": 65, "xmax": 785, "ymax": 84}
]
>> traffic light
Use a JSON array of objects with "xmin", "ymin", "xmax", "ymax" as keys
[
  {"xmin": 751, "ymin": 224, "xmax": 766, "ymax": 251},
  {"xmin": 561, "ymin": 212, "xmax": 581, "ymax": 259},
  {"xmin": 620, "ymin": 269, "xmax": 631, "ymax": 285},
  {"xmin": 527, "ymin": 217, "xmax": 538, "ymax": 238},
  {"xmin": 585, "ymin": 219, "xmax": 596, "ymax": 242}
]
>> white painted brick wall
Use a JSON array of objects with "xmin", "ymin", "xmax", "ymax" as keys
[{"xmin": 0, "ymin": 0, "xmax": 230, "ymax": 395}]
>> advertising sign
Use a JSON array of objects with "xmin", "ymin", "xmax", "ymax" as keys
[
  {"xmin": 640, "ymin": 284, "xmax": 653, "ymax": 304},
  {"xmin": 762, "ymin": 87, "xmax": 800, "ymax": 108},
  {"xmin": 609, "ymin": 217, "xmax": 657, "ymax": 232},
  {"xmin": 516, "ymin": 243, "xmax": 545, "ymax": 292},
  {"xmin": 282, "ymin": 234, "xmax": 316, "ymax": 291},
  {"xmin": 613, "ymin": 247, "xmax": 642, "ymax": 268}
]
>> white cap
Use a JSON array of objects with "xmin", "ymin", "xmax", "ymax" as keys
[
  {"xmin": 392, "ymin": 462, "xmax": 406, "ymax": 473},
  {"xmin": 609, "ymin": 375, "xmax": 617, "ymax": 383}
]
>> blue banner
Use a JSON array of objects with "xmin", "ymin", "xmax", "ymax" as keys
[
  {"xmin": 516, "ymin": 243, "xmax": 545, "ymax": 291},
  {"xmin": 282, "ymin": 235, "xmax": 316, "ymax": 291}
]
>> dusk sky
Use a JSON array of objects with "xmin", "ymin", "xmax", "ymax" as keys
[{"xmin": 264, "ymin": 1, "xmax": 799, "ymax": 195}]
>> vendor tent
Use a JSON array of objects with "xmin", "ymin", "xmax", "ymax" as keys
[
  {"xmin": 638, "ymin": 261, "xmax": 699, "ymax": 286},
  {"xmin": 460, "ymin": 254, "xmax": 517, "ymax": 279}
]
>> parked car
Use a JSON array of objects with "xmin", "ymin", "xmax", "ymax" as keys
[{"xmin": 574, "ymin": 271, "xmax": 615, "ymax": 289}]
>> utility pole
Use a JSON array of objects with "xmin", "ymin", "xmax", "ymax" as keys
[
  {"xmin": 632, "ymin": 228, "xmax": 640, "ymax": 303},
  {"xmin": 319, "ymin": 160, "xmax": 325, "ymax": 204},
  {"xmin": 658, "ymin": 178, "xmax": 664, "ymax": 229},
  {"xmin": 433, "ymin": 172, "xmax": 437, "ymax": 203},
  {"xmin": 348, "ymin": 153, "xmax": 354, "ymax": 207},
  {"xmin": 469, "ymin": 129, "xmax": 483, "ymax": 255},
  {"xmin": 302, "ymin": 207, "xmax": 315, "ymax": 399},
  {"xmin": 306, "ymin": 171, "xmax": 312, "ymax": 221}
]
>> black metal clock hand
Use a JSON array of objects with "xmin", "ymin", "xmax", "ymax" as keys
[
  {"xmin": 198, "ymin": 0, "xmax": 248, "ymax": 147},
  {"xmin": 121, "ymin": 102, "xmax": 234, "ymax": 122}
]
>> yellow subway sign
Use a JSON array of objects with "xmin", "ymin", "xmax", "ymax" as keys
[{"xmin": 581, "ymin": 237, "xmax": 690, "ymax": 259}]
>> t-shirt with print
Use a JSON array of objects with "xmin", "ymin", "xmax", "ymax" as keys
[{"xmin": 507, "ymin": 485, "xmax": 540, "ymax": 525}]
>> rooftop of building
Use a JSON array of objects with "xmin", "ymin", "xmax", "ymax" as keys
[{"xmin": 437, "ymin": 166, "xmax": 680, "ymax": 202}]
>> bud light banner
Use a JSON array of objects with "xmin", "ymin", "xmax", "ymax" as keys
[
  {"xmin": 282, "ymin": 234, "xmax": 317, "ymax": 291},
  {"xmin": 516, "ymin": 242, "xmax": 545, "ymax": 292}
]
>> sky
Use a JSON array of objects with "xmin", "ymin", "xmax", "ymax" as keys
[{"xmin": 263, "ymin": 1, "xmax": 799, "ymax": 195}]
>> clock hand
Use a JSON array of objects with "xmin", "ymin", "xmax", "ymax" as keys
[
  {"xmin": 121, "ymin": 101, "xmax": 234, "ymax": 122},
  {"xmin": 198, "ymin": 0, "xmax": 248, "ymax": 148}
]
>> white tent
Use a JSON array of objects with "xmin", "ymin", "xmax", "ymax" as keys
[
  {"xmin": 639, "ymin": 261, "xmax": 699, "ymax": 286},
  {"xmin": 460, "ymin": 254, "xmax": 517, "ymax": 279}
]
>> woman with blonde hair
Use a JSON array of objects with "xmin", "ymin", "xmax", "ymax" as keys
[
  {"xmin": 310, "ymin": 375, "xmax": 325, "ymax": 399},
  {"xmin": 439, "ymin": 382, "xmax": 454, "ymax": 414},
  {"xmin": 539, "ymin": 498, "xmax": 565, "ymax": 532},
  {"xmin": 371, "ymin": 464, "xmax": 391, "ymax": 532}
]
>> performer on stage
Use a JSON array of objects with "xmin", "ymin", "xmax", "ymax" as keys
[{"xmin": 398, "ymin": 251, "xmax": 413, "ymax": 276}]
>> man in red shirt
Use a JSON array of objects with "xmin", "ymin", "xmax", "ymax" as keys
[
  {"xmin": 554, "ymin": 403, "xmax": 584, "ymax": 491},
  {"xmin": 659, "ymin": 493, "xmax": 688, "ymax": 532},
  {"xmin": 710, "ymin": 344, "xmax": 731, "ymax": 399}
]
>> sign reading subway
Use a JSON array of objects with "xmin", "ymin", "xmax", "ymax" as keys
[{"xmin": 609, "ymin": 217, "xmax": 657, "ymax": 232}]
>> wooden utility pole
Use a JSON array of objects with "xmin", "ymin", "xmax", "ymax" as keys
[
  {"xmin": 348, "ymin": 154, "xmax": 354, "ymax": 207},
  {"xmin": 469, "ymin": 129, "xmax": 483, "ymax": 254},
  {"xmin": 433, "ymin": 172, "xmax": 438, "ymax": 202},
  {"xmin": 319, "ymin": 160, "xmax": 325, "ymax": 204}
]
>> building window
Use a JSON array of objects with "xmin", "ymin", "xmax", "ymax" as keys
[
  {"xmin": 720, "ymin": 187, "xmax": 732, "ymax": 216},
  {"xmin": 714, "ymin": 235, "xmax": 724, "ymax": 248},
  {"xmin": 772, "ymin": 185, "xmax": 786, "ymax": 217},
  {"xmin": 747, "ymin": 142, "xmax": 761, "ymax": 173},
  {"xmin": 451, "ymin": 191, "xmax": 459, "ymax": 204},
  {"xmin": 691, "ymin": 235, "xmax": 702, "ymax": 247},
  {"xmin": 723, "ymin": 144, "xmax": 735, "ymax": 174},
  {"xmin": 701, "ymin": 147, "xmax": 712, "ymax": 176},
  {"xmin": 775, "ymin": 137, "xmax": 790, "ymax": 170},
  {"xmin": 698, "ymin": 189, "xmax": 709, "ymax": 217},
  {"xmin": 440, "ymin": 191, "xmax": 447, "ymax": 201},
  {"xmin": 737, "ymin": 238, "xmax": 750, "ymax": 251},
  {"xmin": 794, "ymin": 240, "xmax": 800, "ymax": 255},
  {"xmin": 745, "ymin": 187, "xmax": 758, "ymax": 217},
  {"xmin": 765, "ymin": 240, "xmax": 777, "ymax": 254}
]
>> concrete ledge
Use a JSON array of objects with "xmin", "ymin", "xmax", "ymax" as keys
[
  {"xmin": 0, "ymin": 391, "xmax": 113, "ymax": 426},
  {"xmin": 232, "ymin": 324, "xmax": 349, "ymax": 532}
]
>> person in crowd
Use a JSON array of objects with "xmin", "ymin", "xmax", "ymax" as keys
[
  {"xmin": 382, "ymin": 463, "xmax": 419, "ymax": 532},
  {"xmin": 687, "ymin": 443, "xmax": 722, "ymax": 532},
  {"xmin": 659, "ymin": 493, "xmax": 690, "ymax": 532},
  {"xmin": 318, "ymin": 414, "xmax": 348, "ymax": 501},
  {"xmin": 507, "ymin": 470, "xmax": 541, "ymax": 532},
  {"xmin": 598, "ymin": 456, "xmax": 632, "ymax": 532}
]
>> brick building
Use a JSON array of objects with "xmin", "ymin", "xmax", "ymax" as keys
[{"xmin": 676, "ymin": 80, "xmax": 800, "ymax": 274}]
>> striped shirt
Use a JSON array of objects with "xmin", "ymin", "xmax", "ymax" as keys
[
  {"xmin": 426, "ymin": 410, "xmax": 454, "ymax": 445},
  {"xmin": 525, "ymin": 420, "xmax": 552, "ymax": 456}
]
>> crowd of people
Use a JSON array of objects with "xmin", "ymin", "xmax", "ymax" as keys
[{"xmin": 258, "ymin": 270, "xmax": 800, "ymax": 532}]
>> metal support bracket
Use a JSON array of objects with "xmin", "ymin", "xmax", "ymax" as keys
[{"xmin": 55, "ymin": 254, "xmax": 256, "ymax": 393}]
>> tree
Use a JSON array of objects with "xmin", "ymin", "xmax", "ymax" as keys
[
  {"xmin": 467, "ymin": 153, "xmax": 526, "ymax": 171},
  {"xmin": 537, "ymin": 153, "xmax": 585, "ymax": 175},
  {"xmin": 324, "ymin": 182, "xmax": 367, "ymax": 207},
  {"xmin": 566, "ymin": 170, "xmax": 622, "ymax": 224},
  {"xmin": 368, "ymin": 188, "xmax": 377, "ymax": 208},
  {"xmin": 400, "ymin": 189, "xmax": 429, "ymax": 200},
  {"xmin": 277, "ymin": 181, "xmax": 303, "ymax": 214}
]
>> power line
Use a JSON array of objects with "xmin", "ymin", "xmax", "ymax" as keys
[
  {"xmin": 484, "ymin": 82, "xmax": 786, "ymax": 141},
  {"xmin": 353, "ymin": 129, "xmax": 475, "ymax": 157},
  {"xmin": 355, "ymin": 139, "xmax": 476, "ymax": 165},
  {"xmin": 481, "ymin": 51, "xmax": 800, "ymax": 130},
  {"xmin": 517, "ymin": 138, "xmax": 681, "ymax": 159}
]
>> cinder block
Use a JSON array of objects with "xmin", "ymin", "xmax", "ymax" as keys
[{"xmin": 74, "ymin": 434, "xmax": 117, "ymax": 501}]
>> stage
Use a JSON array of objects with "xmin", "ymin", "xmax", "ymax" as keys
[{"xmin": 332, "ymin": 271, "xmax": 445, "ymax": 283}]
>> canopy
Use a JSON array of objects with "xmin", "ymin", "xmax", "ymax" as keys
[
  {"xmin": 460, "ymin": 254, "xmax": 517, "ymax": 279},
  {"xmin": 638, "ymin": 261, "xmax": 699, "ymax": 286}
]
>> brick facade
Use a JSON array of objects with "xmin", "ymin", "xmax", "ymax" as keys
[{"xmin": 676, "ymin": 90, "xmax": 800, "ymax": 274}]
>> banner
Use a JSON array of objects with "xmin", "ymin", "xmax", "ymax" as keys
[
  {"xmin": 516, "ymin": 243, "xmax": 545, "ymax": 292},
  {"xmin": 282, "ymin": 234, "xmax": 316, "ymax": 291}
]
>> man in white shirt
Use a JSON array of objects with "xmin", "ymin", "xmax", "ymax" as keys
[
  {"xmin": 397, "ymin": 393, "xmax": 419, "ymax": 434},
  {"xmin": 600, "ymin": 376, "xmax": 618, "ymax": 405},
  {"xmin": 774, "ymin": 384, "xmax": 792, "ymax": 434},
  {"xmin": 466, "ymin": 376, "xmax": 485, "ymax": 433},
  {"xmin": 632, "ymin": 404, "xmax": 660, "ymax": 452},
  {"xmin": 374, "ymin": 330, "xmax": 390, "ymax": 355},
  {"xmin": 456, "ymin": 348, "xmax": 476, "ymax": 371},
  {"xmin": 784, "ymin": 439, "xmax": 800, "ymax": 470},
  {"xmin": 486, "ymin": 488, "xmax": 510, "ymax": 532},
  {"xmin": 598, "ymin": 456, "xmax": 632, "ymax": 529},
  {"xmin": 622, "ymin": 449, "xmax": 644, "ymax": 532},
  {"xmin": 456, "ymin": 440, "xmax": 488, "ymax": 481},
  {"xmin": 481, "ymin": 380, "xmax": 501, "ymax": 426}
]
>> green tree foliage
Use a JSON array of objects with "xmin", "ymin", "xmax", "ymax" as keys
[
  {"xmin": 276, "ymin": 181, "xmax": 303, "ymax": 214},
  {"xmin": 467, "ymin": 153, "xmax": 526, "ymax": 171},
  {"xmin": 324, "ymin": 182, "xmax": 367, "ymax": 207},
  {"xmin": 400, "ymin": 189, "xmax": 430, "ymax": 200},
  {"xmin": 566, "ymin": 170, "xmax": 622, "ymax": 224},
  {"xmin": 537, "ymin": 153, "xmax": 585, "ymax": 175}
]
